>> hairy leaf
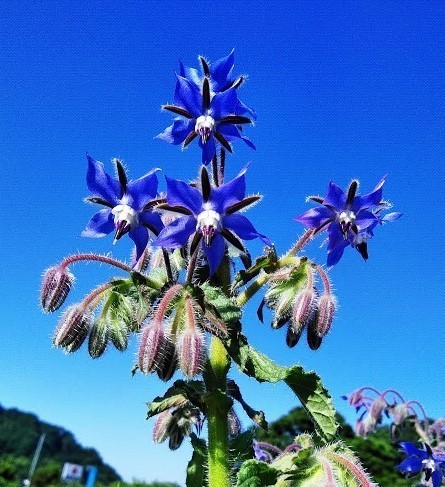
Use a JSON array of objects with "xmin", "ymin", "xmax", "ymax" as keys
[{"xmin": 186, "ymin": 433, "xmax": 208, "ymax": 487}]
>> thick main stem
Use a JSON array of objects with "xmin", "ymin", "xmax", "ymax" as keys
[{"xmin": 205, "ymin": 253, "xmax": 231, "ymax": 487}]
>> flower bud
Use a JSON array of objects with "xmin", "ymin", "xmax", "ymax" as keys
[
  {"xmin": 156, "ymin": 338, "xmax": 178, "ymax": 382},
  {"xmin": 41, "ymin": 266, "xmax": 74, "ymax": 313},
  {"xmin": 138, "ymin": 321, "xmax": 167, "ymax": 374},
  {"xmin": 315, "ymin": 294, "xmax": 336, "ymax": 337},
  {"xmin": 153, "ymin": 410, "xmax": 173, "ymax": 444},
  {"xmin": 292, "ymin": 288, "xmax": 316, "ymax": 326},
  {"xmin": 110, "ymin": 320, "xmax": 129, "ymax": 352},
  {"xmin": 228, "ymin": 408, "xmax": 242, "ymax": 437},
  {"xmin": 369, "ymin": 397, "xmax": 386, "ymax": 421},
  {"xmin": 53, "ymin": 305, "xmax": 92, "ymax": 349},
  {"xmin": 88, "ymin": 318, "xmax": 109, "ymax": 359},
  {"xmin": 177, "ymin": 327, "xmax": 206, "ymax": 378},
  {"xmin": 306, "ymin": 315, "xmax": 323, "ymax": 350},
  {"xmin": 286, "ymin": 321, "xmax": 305, "ymax": 348}
]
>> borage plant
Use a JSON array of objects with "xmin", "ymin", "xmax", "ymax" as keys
[{"xmin": 41, "ymin": 51, "xmax": 401, "ymax": 487}]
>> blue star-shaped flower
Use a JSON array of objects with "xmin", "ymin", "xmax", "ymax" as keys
[
  {"xmin": 178, "ymin": 49, "xmax": 256, "ymax": 119},
  {"xmin": 155, "ymin": 166, "xmax": 271, "ymax": 275},
  {"xmin": 82, "ymin": 154, "xmax": 163, "ymax": 262},
  {"xmin": 156, "ymin": 73, "xmax": 255, "ymax": 165},
  {"xmin": 396, "ymin": 442, "xmax": 445, "ymax": 487},
  {"xmin": 295, "ymin": 177, "xmax": 402, "ymax": 267}
]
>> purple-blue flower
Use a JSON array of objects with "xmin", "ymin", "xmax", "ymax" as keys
[
  {"xmin": 396, "ymin": 442, "xmax": 445, "ymax": 487},
  {"xmin": 178, "ymin": 49, "xmax": 256, "ymax": 119},
  {"xmin": 295, "ymin": 177, "xmax": 402, "ymax": 267},
  {"xmin": 156, "ymin": 71, "xmax": 255, "ymax": 165},
  {"xmin": 82, "ymin": 154, "xmax": 163, "ymax": 262},
  {"xmin": 155, "ymin": 166, "xmax": 271, "ymax": 275}
]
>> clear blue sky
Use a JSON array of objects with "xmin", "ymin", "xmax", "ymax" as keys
[{"xmin": 1, "ymin": 1, "xmax": 444, "ymax": 484}]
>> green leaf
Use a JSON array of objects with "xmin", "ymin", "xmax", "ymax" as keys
[
  {"xmin": 224, "ymin": 334, "xmax": 338, "ymax": 442},
  {"xmin": 200, "ymin": 283, "xmax": 242, "ymax": 324},
  {"xmin": 236, "ymin": 459, "xmax": 279, "ymax": 487},
  {"xmin": 232, "ymin": 246, "xmax": 279, "ymax": 291},
  {"xmin": 186, "ymin": 433, "xmax": 208, "ymax": 487},
  {"xmin": 230, "ymin": 430, "xmax": 255, "ymax": 465}
]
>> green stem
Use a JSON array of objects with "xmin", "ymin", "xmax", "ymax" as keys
[{"xmin": 205, "ymin": 253, "xmax": 231, "ymax": 487}]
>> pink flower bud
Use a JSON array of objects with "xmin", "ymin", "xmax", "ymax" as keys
[
  {"xmin": 292, "ymin": 288, "xmax": 316, "ymax": 326},
  {"xmin": 177, "ymin": 327, "xmax": 206, "ymax": 378},
  {"xmin": 369, "ymin": 397, "xmax": 386, "ymax": 421},
  {"xmin": 138, "ymin": 321, "xmax": 167, "ymax": 374},
  {"xmin": 41, "ymin": 266, "xmax": 74, "ymax": 313},
  {"xmin": 153, "ymin": 410, "xmax": 173, "ymax": 443},
  {"xmin": 315, "ymin": 294, "xmax": 336, "ymax": 337},
  {"xmin": 53, "ymin": 304, "xmax": 92, "ymax": 349}
]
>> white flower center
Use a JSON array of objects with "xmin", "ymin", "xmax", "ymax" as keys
[
  {"xmin": 196, "ymin": 209, "xmax": 221, "ymax": 246},
  {"xmin": 112, "ymin": 204, "xmax": 139, "ymax": 229},
  {"xmin": 195, "ymin": 115, "xmax": 215, "ymax": 143},
  {"xmin": 338, "ymin": 209, "xmax": 356, "ymax": 237}
]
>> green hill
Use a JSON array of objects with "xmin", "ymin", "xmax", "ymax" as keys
[{"xmin": 0, "ymin": 403, "xmax": 120, "ymax": 486}]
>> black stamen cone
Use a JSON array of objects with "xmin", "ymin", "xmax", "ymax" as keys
[
  {"xmin": 346, "ymin": 180, "xmax": 358, "ymax": 206},
  {"xmin": 115, "ymin": 159, "xmax": 128, "ymax": 194},
  {"xmin": 200, "ymin": 166, "xmax": 211, "ymax": 201},
  {"xmin": 202, "ymin": 78, "xmax": 211, "ymax": 111}
]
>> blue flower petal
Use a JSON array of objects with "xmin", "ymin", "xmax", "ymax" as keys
[
  {"xmin": 211, "ymin": 89, "xmax": 239, "ymax": 119},
  {"xmin": 173, "ymin": 75, "xmax": 202, "ymax": 118},
  {"xmin": 156, "ymin": 216, "xmax": 196, "ymax": 248},
  {"xmin": 210, "ymin": 50, "xmax": 235, "ymax": 86},
  {"xmin": 327, "ymin": 240, "xmax": 349, "ymax": 267},
  {"xmin": 352, "ymin": 177, "xmax": 385, "ymax": 213},
  {"xmin": 210, "ymin": 167, "xmax": 247, "ymax": 213},
  {"xmin": 129, "ymin": 226, "xmax": 149, "ymax": 263},
  {"xmin": 178, "ymin": 61, "xmax": 200, "ymax": 86},
  {"xmin": 200, "ymin": 136, "xmax": 216, "ymax": 165},
  {"xmin": 156, "ymin": 118, "xmax": 195, "ymax": 145},
  {"xmin": 202, "ymin": 233, "xmax": 225, "ymax": 276},
  {"xmin": 139, "ymin": 211, "xmax": 164, "ymax": 235},
  {"xmin": 327, "ymin": 223, "xmax": 346, "ymax": 252},
  {"xmin": 356, "ymin": 210, "xmax": 379, "ymax": 230},
  {"xmin": 399, "ymin": 443, "xmax": 428, "ymax": 459},
  {"xmin": 382, "ymin": 212, "xmax": 403, "ymax": 222},
  {"xmin": 86, "ymin": 154, "xmax": 122, "ymax": 204},
  {"xmin": 295, "ymin": 206, "xmax": 334, "ymax": 229},
  {"xmin": 81, "ymin": 209, "xmax": 114, "ymax": 237},
  {"xmin": 396, "ymin": 455, "xmax": 423, "ymax": 474},
  {"xmin": 323, "ymin": 182, "xmax": 347, "ymax": 210},
  {"xmin": 223, "ymin": 214, "xmax": 272, "ymax": 246},
  {"xmin": 165, "ymin": 177, "xmax": 203, "ymax": 215},
  {"xmin": 126, "ymin": 169, "xmax": 160, "ymax": 210},
  {"xmin": 432, "ymin": 469, "xmax": 443, "ymax": 487}
]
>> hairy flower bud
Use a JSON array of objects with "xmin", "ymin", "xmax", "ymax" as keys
[
  {"xmin": 41, "ymin": 265, "xmax": 74, "ymax": 313},
  {"xmin": 292, "ymin": 288, "xmax": 316, "ymax": 326},
  {"xmin": 286, "ymin": 321, "xmax": 305, "ymax": 348},
  {"xmin": 315, "ymin": 294, "xmax": 336, "ymax": 337},
  {"xmin": 156, "ymin": 338, "xmax": 178, "ymax": 382},
  {"xmin": 53, "ymin": 304, "xmax": 92, "ymax": 349},
  {"xmin": 306, "ymin": 314, "xmax": 323, "ymax": 350},
  {"xmin": 110, "ymin": 320, "xmax": 129, "ymax": 351},
  {"xmin": 369, "ymin": 397, "xmax": 386, "ymax": 421},
  {"xmin": 88, "ymin": 318, "xmax": 109, "ymax": 359},
  {"xmin": 177, "ymin": 327, "xmax": 206, "ymax": 378},
  {"xmin": 153, "ymin": 410, "xmax": 173, "ymax": 444},
  {"xmin": 138, "ymin": 321, "xmax": 167, "ymax": 374}
]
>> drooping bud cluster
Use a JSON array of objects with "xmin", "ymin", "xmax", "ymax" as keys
[
  {"xmin": 264, "ymin": 260, "xmax": 337, "ymax": 350},
  {"xmin": 41, "ymin": 265, "xmax": 74, "ymax": 313},
  {"xmin": 137, "ymin": 284, "xmax": 227, "ymax": 380},
  {"xmin": 152, "ymin": 402, "xmax": 202, "ymax": 451},
  {"xmin": 343, "ymin": 387, "xmax": 431, "ymax": 443}
]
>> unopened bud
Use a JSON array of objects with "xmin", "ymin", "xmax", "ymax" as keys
[
  {"xmin": 88, "ymin": 318, "xmax": 109, "ymax": 359},
  {"xmin": 153, "ymin": 410, "xmax": 173, "ymax": 444},
  {"xmin": 110, "ymin": 321, "xmax": 129, "ymax": 351},
  {"xmin": 390, "ymin": 403, "xmax": 409, "ymax": 425},
  {"xmin": 369, "ymin": 397, "xmax": 386, "ymax": 421},
  {"xmin": 177, "ymin": 327, "xmax": 206, "ymax": 378},
  {"xmin": 315, "ymin": 294, "xmax": 336, "ymax": 337},
  {"xmin": 41, "ymin": 266, "xmax": 74, "ymax": 313},
  {"xmin": 138, "ymin": 321, "xmax": 167, "ymax": 374},
  {"xmin": 306, "ymin": 315, "xmax": 323, "ymax": 350},
  {"xmin": 292, "ymin": 288, "xmax": 316, "ymax": 326},
  {"xmin": 53, "ymin": 304, "xmax": 92, "ymax": 349},
  {"xmin": 286, "ymin": 321, "xmax": 305, "ymax": 348},
  {"xmin": 156, "ymin": 338, "xmax": 178, "ymax": 382}
]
